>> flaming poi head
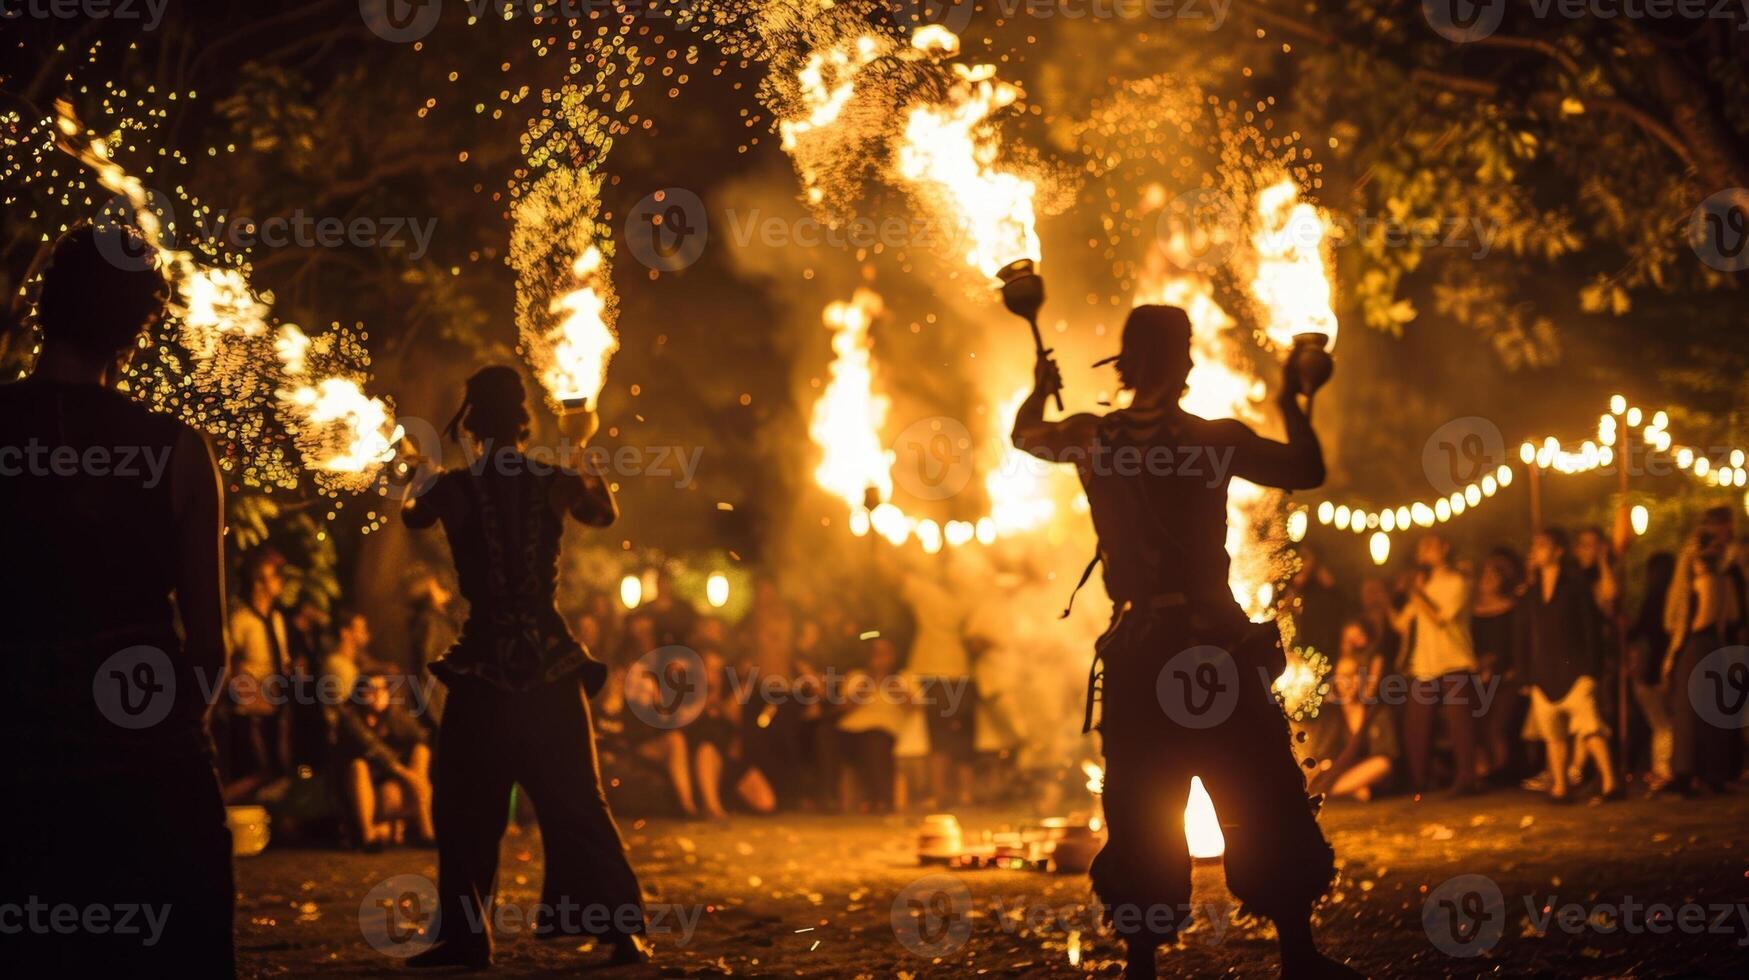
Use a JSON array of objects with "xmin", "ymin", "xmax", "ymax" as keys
[
  {"xmin": 1250, "ymin": 176, "xmax": 1339, "ymax": 349},
  {"xmin": 53, "ymin": 100, "xmax": 400, "ymax": 491},
  {"xmin": 511, "ymin": 168, "xmax": 620, "ymax": 411},
  {"xmin": 545, "ymin": 246, "xmax": 620, "ymax": 408}
]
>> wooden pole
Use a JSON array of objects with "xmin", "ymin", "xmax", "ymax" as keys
[
  {"xmin": 1527, "ymin": 460, "xmax": 1543, "ymax": 533},
  {"xmin": 1614, "ymin": 427, "xmax": 1633, "ymax": 768}
]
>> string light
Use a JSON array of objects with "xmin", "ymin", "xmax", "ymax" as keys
[{"xmin": 1301, "ymin": 397, "xmax": 1743, "ymax": 557}]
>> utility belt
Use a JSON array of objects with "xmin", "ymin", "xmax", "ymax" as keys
[{"xmin": 1082, "ymin": 593, "xmax": 1284, "ymax": 733}]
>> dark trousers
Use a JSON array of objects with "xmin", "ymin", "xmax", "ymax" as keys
[
  {"xmin": 1477, "ymin": 680, "xmax": 1525, "ymax": 779},
  {"xmin": 432, "ymin": 673, "xmax": 644, "ymax": 953},
  {"xmin": 1672, "ymin": 632, "xmax": 1741, "ymax": 785},
  {"xmin": 2, "ymin": 751, "xmax": 235, "ymax": 977},
  {"xmin": 1089, "ymin": 612, "xmax": 1334, "ymax": 944},
  {"xmin": 841, "ymin": 729, "xmax": 896, "ymax": 810},
  {"xmin": 1402, "ymin": 672, "xmax": 1480, "ymax": 792}
]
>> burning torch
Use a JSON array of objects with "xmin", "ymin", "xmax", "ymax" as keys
[
  {"xmin": 996, "ymin": 258, "xmax": 1062, "ymax": 413},
  {"xmin": 1285, "ymin": 332, "xmax": 1334, "ymax": 414}
]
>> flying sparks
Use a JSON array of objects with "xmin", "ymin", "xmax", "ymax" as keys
[
  {"xmin": 512, "ymin": 169, "xmax": 621, "ymax": 409},
  {"xmin": 51, "ymin": 99, "xmax": 399, "ymax": 491},
  {"xmin": 894, "ymin": 48, "xmax": 1041, "ymax": 279}
]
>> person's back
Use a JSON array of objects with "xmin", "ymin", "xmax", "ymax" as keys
[
  {"xmin": 1522, "ymin": 562, "xmax": 1601, "ymax": 699},
  {"xmin": 1079, "ymin": 409, "xmax": 1257, "ymax": 611},
  {"xmin": 0, "ymin": 225, "xmax": 233, "ymax": 975},
  {"xmin": 399, "ymin": 366, "xmax": 651, "ymax": 969},
  {"xmin": 0, "ymin": 380, "xmax": 182, "ymax": 643},
  {"xmin": 410, "ymin": 453, "xmax": 590, "ymax": 691}
]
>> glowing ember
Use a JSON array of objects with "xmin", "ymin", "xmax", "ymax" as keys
[
  {"xmin": 1272, "ymin": 650, "xmax": 1328, "ymax": 721},
  {"xmin": 774, "ymin": 32, "xmax": 890, "ymax": 205},
  {"xmin": 1249, "ymin": 177, "xmax": 1339, "ymax": 348},
  {"xmin": 1081, "ymin": 759, "xmax": 1104, "ymax": 794},
  {"xmin": 544, "ymin": 247, "xmax": 620, "ymax": 406},
  {"xmin": 894, "ymin": 38, "xmax": 1040, "ymax": 279}
]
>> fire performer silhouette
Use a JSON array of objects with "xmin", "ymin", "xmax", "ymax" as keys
[
  {"xmin": 1011, "ymin": 305, "xmax": 1355, "ymax": 979},
  {"xmin": 401, "ymin": 366, "xmax": 651, "ymax": 968}
]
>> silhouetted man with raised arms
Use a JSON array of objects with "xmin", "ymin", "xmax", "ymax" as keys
[{"xmin": 1012, "ymin": 305, "xmax": 1355, "ymax": 979}]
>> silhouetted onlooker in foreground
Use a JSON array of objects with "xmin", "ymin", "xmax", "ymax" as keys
[
  {"xmin": 0, "ymin": 225, "xmax": 234, "ymax": 975},
  {"xmin": 1012, "ymin": 305, "xmax": 1354, "ymax": 980},
  {"xmin": 402, "ymin": 366, "xmax": 650, "ymax": 968}
]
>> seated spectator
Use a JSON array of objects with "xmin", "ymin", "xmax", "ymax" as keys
[
  {"xmin": 837, "ymin": 637, "xmax": 907, "ymax": 813},
  {"xmin": 621, "ymin": 646, "xmax": 705, "ymax": 816},
  {"xmin": 221, "ymin": 547, "xmax": 292, "ymax": 802},
  {"xmin": 321, "ymin": 606, "xmax": 381, "ymax": 703},
  {"xmin": 334, "ymin": 672, "xmax": 433, "ymax": 848},
  {"xmin": 1300, "ymin": 625, "xmax": 1397, "ymax": 802},
  {"xmin": 692, "ymin": 648, "xmax": 776, "ymax": 818}
]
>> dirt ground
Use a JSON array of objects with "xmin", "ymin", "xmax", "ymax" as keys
[{"xmin": 235, "ymin": 788, "xmax": 1749, "ymax": 977}]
